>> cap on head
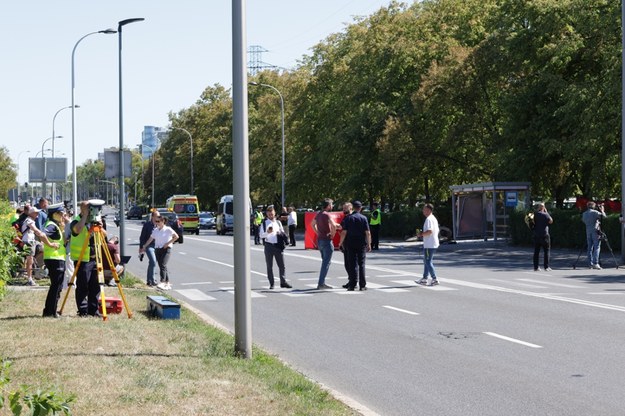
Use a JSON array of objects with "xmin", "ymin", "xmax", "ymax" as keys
[{"xmin": 352, "ymin": 200, "xmax": 362, "ymax": 209}]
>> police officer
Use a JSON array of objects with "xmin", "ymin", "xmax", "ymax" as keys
[
  {"xmin": 42, "ymin": 204, "xmax": 65, "ymax": 318},
  {"xmin": 369, "ymin": 202, "xmax": 382, "ymax": 250},
  {"xmin": 70, "ymin": 201, "xmax": 105, "ymax": 317},
  {"xmin": 253, "ymin": 206, "xmax": 264, "ymax": 245}
]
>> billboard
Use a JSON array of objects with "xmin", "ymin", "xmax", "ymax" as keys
[
  {"xmin": 104, "ymin": 150, "xmax": 133, "ymax": 179},
  {"xmin": 28, "ymin": 158, "xmax": 67, "ymax": 183}
]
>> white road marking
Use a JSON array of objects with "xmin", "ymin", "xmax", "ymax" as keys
[
  {"xmin": 517, "ymin": 278, "xmax": 583, "ymax": 288},
  {"xmin": 588, "ymin": 292, "xmax": 625, "ymax": 296},
  {"xmin": 283, "ymin": 293, "xmax": 314, "ymax": 297},
  {"xmin": 488, "ymin": 279, "xmax": 547, "ymax": 289},
  {"xmin": 383, "ymin": 305, "xmax": 419, "ymax": 315},
  {"xmin": 179, "ymin": 281, "xmax": 212, "ymax": 286},
  {"xmin": 179, "ymin": 252, "xmax": 187, "ymax": 255},
  {"xmin": 175, "ymin": 289, "xmax": 216, "ymax": 301},
  {"xmin": 483, "ymin": 332, "xmax": 542, "ymax": 349},
  {"xmin": 198, "ymin": 257, "xmax": 232, "ymax": 268},
  {"xmin": 224, "ymin": 289, "xmax": 265, "ymax": 298}
]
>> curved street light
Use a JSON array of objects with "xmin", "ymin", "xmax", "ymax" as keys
[
  {"xmin": 249, "ymin": 82, "xmax": 285, "ymax": 208},
  {"xmin": 52, "ymin": 105, "xmax": 78, "ymax": 202},
  {"xmin": 71, "ymin": 28, "xmax": 117, "ymax": 215},
  {"xmin": 170, "ymin": 126, "xmax": 194, "ymax": 194}
]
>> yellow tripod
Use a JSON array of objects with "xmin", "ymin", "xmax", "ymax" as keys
[{"xmin": 59, "ymin": 224, "xmax": 133, "ymax": 320}]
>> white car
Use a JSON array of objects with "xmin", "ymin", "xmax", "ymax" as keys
[{"xmin": 199, "ymin": 212, "xmax": 215, "ymax": 229}]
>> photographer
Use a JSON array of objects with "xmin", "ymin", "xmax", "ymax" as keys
[
  {"xmin": 532, "ymin": 203, "xmax": 553, "ymax": 272},
  {"xmin": 582, "ymin": 201, "xmax": 606, "ymax": 270},
  {"xmin": 70, "ymin": 201, "xmax": 106, "ymax": 317}
]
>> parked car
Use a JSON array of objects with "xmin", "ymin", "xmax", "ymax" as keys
[
  {"xmin": 156, "ymin": 208, "xmax": 184, "ymax": 244},
  {"xmin": 126, "ymin": 205, "xmax": 146, "ymax": 220},
  {"xmin": 199, "ymin": 211, "xmax": 215, "ymax": 229}
]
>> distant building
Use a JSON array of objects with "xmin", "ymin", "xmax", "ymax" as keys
[{"xmin": 141, "ymin": 126, "xmax": 169, "ymax": 159}]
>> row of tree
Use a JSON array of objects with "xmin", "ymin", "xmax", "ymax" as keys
[{"xmin": 2, "ymin": 0, "xmax": 621, "ymax": 211}]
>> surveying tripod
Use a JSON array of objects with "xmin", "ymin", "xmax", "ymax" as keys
[
  {"xmin": 59, "ymin": 224, "xmax": 133, "ymax": 320},
  {"xmin": 572, "ymin": 230, "xmax": 620, "ymax": 270}
]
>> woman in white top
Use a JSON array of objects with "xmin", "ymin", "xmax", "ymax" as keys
[
  {"xmin": 139, "ymin": 216, "xmax": 179, "ymax": 290},
  {"xmin": 259, "ymin": 206, "xmax": 292, "ymax": 290}
]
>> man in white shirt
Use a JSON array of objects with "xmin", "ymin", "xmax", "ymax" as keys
[
  {"xmin": 416, "ymin": 203, "xmax": 440, "ymax": 286},
  {"xmin": 287, "ymin": 206, "xmax": 297, "ymax": 247}
]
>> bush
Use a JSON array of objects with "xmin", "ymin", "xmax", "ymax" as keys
[
  {"xmin": 0, "ymin": 202, "xmax": 22, "ymax": 299},
  {"xmin": 509, "ymin": 208, "xmax": 621, "ymax": 249}
]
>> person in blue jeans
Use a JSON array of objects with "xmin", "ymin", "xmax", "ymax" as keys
[
  {"xmin": 416, "ymin": 203, "xmax": 440, "ymax": 286},
  {"xmin": 139, "ymin": 210, "xmax": 160, "ymax": 286},
  {"xmin": 581, "ymin": 201, "xmax": 606, "ymax": 269},
  {"xmin": 310, "ymin": 199, "xmax": 337, "ymax": 290}
]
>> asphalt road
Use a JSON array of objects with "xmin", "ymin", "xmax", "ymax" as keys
[{"xmin": 115, "ymin": 218, "xmax": 625, "ymax": 416}]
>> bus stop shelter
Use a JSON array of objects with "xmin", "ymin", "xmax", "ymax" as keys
[{"xmin": 450, "ymin": 182, "xmax": 531, "ymax": 241}]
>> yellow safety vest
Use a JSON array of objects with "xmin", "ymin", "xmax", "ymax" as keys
[
  {"xmin": 43, "ymin": 221, "xmax": 66, "ymax": 260},
  {"xmin": 70, "ymin": 220, "xmax": 90, "ymax": 262},
  {"xmin": 370, "ymin": 209, "xmax": 382, "ymax": 225},
  {"xmin": 254, "ymin": 211, "xmax": 264, "ymax": 226}
]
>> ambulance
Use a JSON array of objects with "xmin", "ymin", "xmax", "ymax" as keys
[{"xmin": 166, "ymin": 195, "xmax": 200, "ymax": 235}]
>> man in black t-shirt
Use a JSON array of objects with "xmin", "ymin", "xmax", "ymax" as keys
[
  {"xmin": 339, "ymin": 201, "xmax": 371, "ymax": 291},
  {"xmin": 533, "ymin": 203, "xmax": 553, "ymax": 272}
]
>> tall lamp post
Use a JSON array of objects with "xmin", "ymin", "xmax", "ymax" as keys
[
  {"xmin": 118, "ymin": 17, "xmax": 145, "ymax": 259},
  {"xmin": 41, "ymin": 136, "xmax": 62, "ymax": 199},
  {"xmin": 52, "ymin": 105, "xmax": 78, "ymax": 202},
  {"xmin": 170, "ymin": 126, "xmax": 194, "ymax": 194},
  {"xmin": 71, "ymin": 28, "xmax": 117, "ymax": 215},
  {"xmin": 249, "ymin": 82, "xmax": 285, "ymax": 208},
  {"xmin": 141, "ymin": 144, "xmax": 157, "ymax": 208}
]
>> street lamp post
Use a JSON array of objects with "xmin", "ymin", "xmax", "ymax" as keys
[
  {"xmin": 41, "ymin": 136, "xmax": 62, "ymax": 199},
  {"xmin": 118, "ymin": 17, "xmax": 145, "ymax": 259},
  {"xmin": 71, "ymin": 28, "xmax": 116, "ymax": 215},
  {"xmin": 141, "ymin": 144, "xmax": 156, "ymax": 208},
  {"xmin": 52, "ymin": 105, "xmax": 78, "ymax": 203},
  {"xmin": 249, "ymin": 82, "xmax": 285, "ymax": 208},
  {"xmin": 170, "ymin": 126, "xmax": 194, "ymax": 194}
]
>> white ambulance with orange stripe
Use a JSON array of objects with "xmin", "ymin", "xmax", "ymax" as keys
[{"xmin": 166, "ymin": 195, "xmax": 200, "ymax": 235}]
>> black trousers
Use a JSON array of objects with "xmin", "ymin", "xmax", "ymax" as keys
[
  {"xmin": 75, "ymin": 260, "xmax": 100, "ymax": 315},
  {"xmin": 155, "ymin": 247, "xmax": 172, "ymax": 283},
  {"xmin": 264, "ymin": 243, "xmax": 286, "ymax": 286},
  {"xmin": 346, "ymin": 244, "xmax": 367, "ymax": 289},
  {"xmin": 43, "ymin": 259, "xmax": 65, "ymax": 316},
  {"xmin": 370, "ymin": 224, "xmax": 380, "ymax": 250},
  {"xmin": 288, "ymin": 224, "xmax": 296, "ymax": 246},
  {"xmin": 533, "ymin": 234, "xmax": 550, "ymax": 269}
]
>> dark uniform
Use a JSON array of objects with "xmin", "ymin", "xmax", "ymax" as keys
[
  {"xmin": 42, "ymin": 207, "xmax": 66, "ymax": 318},
  {"xmin": 342, "ymin": 206, "xmax": 370, "ymax": 290}
]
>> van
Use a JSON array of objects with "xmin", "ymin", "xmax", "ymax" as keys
[
  {"xmin": 215, "ymin": 195, "xmax": 252, "ymax": 235},
  {"xmin": 166, "ymin": 195, "xmax": 200, "ymax": 235}
]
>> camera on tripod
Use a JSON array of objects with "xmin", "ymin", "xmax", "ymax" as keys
[{"xmin": 87, "ymin": 199, "xmax": 105, "ymax": 224}]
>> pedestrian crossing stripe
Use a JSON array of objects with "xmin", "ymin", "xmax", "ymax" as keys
[{"xmin": 174, "ymin": 289, "xmax": 216, "ymax": 301}]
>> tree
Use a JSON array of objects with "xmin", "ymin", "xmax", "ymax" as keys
[{"xmin": 0, "ymin": 147, "xmax": 17, "ymax": 200}]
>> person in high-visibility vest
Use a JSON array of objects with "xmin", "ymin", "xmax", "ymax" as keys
[
  {"xmin": 369, "ymin": 202, "xmax": 382, "ymax": 250},
  {"xmin": 253, "ymin": 206, "xmax": 264, "ymax": 245},
  {"xmin": 70, "ymin": 201, "xmax": 105, "ymax": 317},
  {"xmin": 42, "ymin": 204, "xmax": 67, "ymax": 318}
]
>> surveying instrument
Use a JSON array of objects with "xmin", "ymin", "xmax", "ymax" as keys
[{"xmin": 59, "ymin": 199, "xmax": 133, "ymax": 320}]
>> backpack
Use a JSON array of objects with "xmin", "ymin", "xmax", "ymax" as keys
[
  {"xmin": 11, "ymin": 214, "xmax": 28, "ymax": 248},
  {"xmin": 524, "ymin": 212, "xmax": 535, "ymax": 230}
]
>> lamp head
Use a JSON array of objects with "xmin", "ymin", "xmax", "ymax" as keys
[{"xmin": 100, "ymin": 28, "xmax": 117, "ymax": 34}]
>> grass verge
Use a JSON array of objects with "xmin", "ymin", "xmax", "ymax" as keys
[{"xmin": 0, "ymin": 285, "xmax": 358, "ymax": 415}]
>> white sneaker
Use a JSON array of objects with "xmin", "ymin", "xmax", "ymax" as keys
[
  {"xmin": 164, "ymin": 283, "xmax": 172, "ymax": 290},
  {"xmin": 592, "ymin": 264, "xmax": 602, "ymax": 270},
  {"xmin": 156, "ymin": 282, "xmax": 166, "ymax": 289}
]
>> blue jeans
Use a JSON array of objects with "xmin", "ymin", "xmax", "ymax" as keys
[
  {"xmin": 317, "ymin": 239, "xmax": 333, "ymax": 286},
  {"xmin": 146, "ymin": 246, "xmax": 157, "ymax": 285},
  {"xmin": 587, "ymin": 232, "xmax": 601, "ymax": 266},
  {"xmin": 423, "ymin": 248, "xmax": 437, "ymax": 279}
]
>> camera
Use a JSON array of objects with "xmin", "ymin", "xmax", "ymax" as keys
[
  {"xmin": 139, "ymin": 253, "xmax": 144, "ymax": 262},
  {"xmin": 87, "ymin": 199, "xmax": 105, "ymax": 223}
]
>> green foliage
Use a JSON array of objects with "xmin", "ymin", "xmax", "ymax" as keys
[
  {"xmin": 0, "ymin": 202, "xmax": 22, "ymax": 297},
  {"xmin": 0, "ymin": 359, "xmax": 76, "ymax": 416},
  {"xmin": 0, "ymin": 147, "xmax": 17, "ymax": 199},
  {"xmin": 509, "ymin": 208, "xmax": 621, "ymax": 249},
  {"xmin": 136, "ymin": 1, "xmax": 623, "ymax": 210}
]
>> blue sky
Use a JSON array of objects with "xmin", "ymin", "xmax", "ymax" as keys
[{"xmin": 1, "ymin": 0, "xmax": 395, "ymax": 184}]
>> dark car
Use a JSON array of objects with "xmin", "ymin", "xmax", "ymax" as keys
[
  {"xmin": 156, "ymin": 209, "xmax": 184, "ymax": 244},
  {"xmin": 126, "ymin": 205, "xmax": 145, "ymax": 220}
]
